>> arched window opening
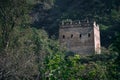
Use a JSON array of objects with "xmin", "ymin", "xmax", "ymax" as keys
[
  {"xmin": 88, "ymin": 33, "xmax": 90, "ymax": 37},
  {"xmin": 63, "ymin": 35, "xmax": 65, "ymax": 39},
  {"xmin": 79, "ymin": 34, "xmax": 82, "ymax": 38},
  {"xmin": 71, "ymin": 34, "xmax": 73, "ymax": 38}
]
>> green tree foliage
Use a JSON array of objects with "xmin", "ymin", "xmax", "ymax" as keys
[
  {"xmin": 0, "ymin": 26, "xmax": 47, "ymax": 79},
  {"xmin": 0, "ymin": 0, "xmax": 59, "ymax": 79},
  {"xmin": 0, "ymin": 26, "xmax": 63, "ymax": 79},
  {"xmin": 41, "ymin": 54, "xmax": 109, "ymax": 80},
  {"xmin": 0, "ymin": 0, "xmax": 120, "ymax": 80},
  {"xmin": 32, "ymin": 0, "xmax": 120, "ymax": 47},
  {"xmin": 0, "ymin": 0, "xmax": 31, "ymax": 51},
  {"xmin": 107, "ymin": 33, "xmax": 120, "ymax": 80},
  {"xmin": 0, "ymin": 0, "xmax": 52, "ymax": 51}
]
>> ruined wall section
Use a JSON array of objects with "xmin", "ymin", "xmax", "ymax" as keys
[
  {"xmin": 59, "ymin": 20, "xmax": 96, "ymax": 55},
  {"xmin": 93, "ymin": 22, "xmax": 101, "ymax": 54}
]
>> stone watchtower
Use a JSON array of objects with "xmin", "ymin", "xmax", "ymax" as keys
[{"xmin": 59, "ymin": 19, "xmax": 101, "ymax": 55}]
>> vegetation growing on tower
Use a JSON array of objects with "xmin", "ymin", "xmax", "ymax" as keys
[{"xmin": 0, "ymin": 0, "xmax": 120, "ymax": 80}]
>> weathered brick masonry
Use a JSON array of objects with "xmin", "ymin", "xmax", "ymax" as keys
[{"xmin": 59, "ymin": 20, "xmax": 101, "ymax": 55}]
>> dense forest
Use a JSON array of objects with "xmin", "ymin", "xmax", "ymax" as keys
[{"xmin": 0, "ymin": 0, "xmax": 120, "ymax": 80}]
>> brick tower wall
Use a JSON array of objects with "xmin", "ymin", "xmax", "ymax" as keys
[
  {"xmin": 93, "ymin": 22, "xmax": 101, "ymax": 54},
  {"xmin": 59, "ymin": 20, "xmax": 100, "ymax": 55}
]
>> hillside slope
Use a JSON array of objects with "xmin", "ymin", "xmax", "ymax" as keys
[{"xmin": 31, "ymin": 0, "xmax": 120, "ymax": 47}]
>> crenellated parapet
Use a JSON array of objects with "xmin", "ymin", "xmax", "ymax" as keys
[
  {"xmin": 59, "ymin": 19, "xmax": 101, "ymax": 55},
  {"xmin": 60, "ymin": 19, "xmax": 99, "ymax": 29}
]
